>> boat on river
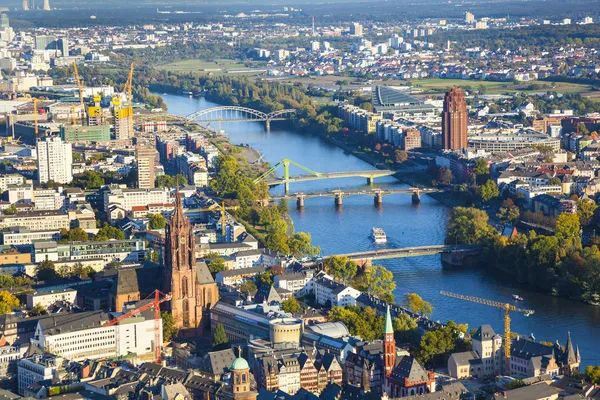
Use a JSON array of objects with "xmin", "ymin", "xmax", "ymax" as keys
[
  {"xmin": 371, "ymin": 227, "xmax": 387, "ymax": 243},
  {"xmin": 512, "ymin": 294, "xmax": 524, "ymax": 301}
]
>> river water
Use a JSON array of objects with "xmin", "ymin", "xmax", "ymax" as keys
[{"xmin": 160, "ymin": 93, "xmax": 600, "ymax": 366}]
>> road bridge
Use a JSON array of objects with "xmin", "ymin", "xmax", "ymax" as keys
[
  {"xmin": 186, "ymin": 106, "xmax": 296, "ymax": 131},
  {"xmin": 271, "ymin": 187, "xmax": 441, "ymax": 207},
  {"xmin": 253, "ymin": 158, "xmax": 397, "ymax": 193}
]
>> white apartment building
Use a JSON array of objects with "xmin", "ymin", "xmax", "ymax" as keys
[
  {"xmin": 304, "ymin": 274, "xmax": 361, "ymax": 307},
  {"xmin": 0, "ymin": 173, "xmax": 26, "ymax": 191},
  {"xmin": 0, "ymin": 228, "xmax": 62, "ymax": 246},
  {"xmin": 26, "ymin": 288, "xmax": 78, "ymax": 309},
  {"xmin": 18, "ymin": 355, "xmax": 58, "ymax": 395},
  {"xmin": 274, "ymin": 271, "xmax": 313, "ymax": 295},
  {"xmin": 0, "ymin": 210, "xmax": 70, "ymax": 232},
  {"xmin": 36, "ymin": 137, "xmax": 73, "ymax": 184},
  {"xmin": 103, "ymin": 187, "xmax": 170, "ymax": 214},
  {"xmin": 32, "ymin": 310, "xmax": 161, "ymax": 363}
]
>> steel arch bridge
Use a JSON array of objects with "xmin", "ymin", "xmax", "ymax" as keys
[{"xmin": 186, "ymin": 106, "xmax": 296, "ymax": 130}]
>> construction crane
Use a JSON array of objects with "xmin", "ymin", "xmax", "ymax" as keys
[
  {"xmin": 32, "ymin": 98, "xmax": 39, "ymax": 139},
  {"xmin": 72, "ymin": 61, "xmax": 86, "ymax": 124},
  {"xmin": 123, "ymin": 62, "xmax": 134, "ymax": 135},
  {"xmin": 103, "ymin": 289, "xmax": 172, "ymax": 363},
  {"xmin": 439, "ymin": 291, "xmax": 534, "ymax": 374}
]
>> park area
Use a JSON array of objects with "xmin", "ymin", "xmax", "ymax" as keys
[{"xmin": 159, "ymin": 59, "xmax": 265, "ymax": 76}]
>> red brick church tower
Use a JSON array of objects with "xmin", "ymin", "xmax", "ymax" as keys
[
  {"xmin": 384, "ymin": 305, "xmax": 396, "ymax": 378},
  {"xmin": 164, "ymin": 186, "xmax": 218, "ymax": 337}
]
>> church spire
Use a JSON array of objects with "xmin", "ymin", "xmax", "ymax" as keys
[
  {"xmin": 566, "ymin": 331, "xmax": 576, "ymax": 363},
  {"xmin": 385, "ymin": 305, "xmax": 394, "ymax": 335}
]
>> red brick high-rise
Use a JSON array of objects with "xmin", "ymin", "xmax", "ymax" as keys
[
  {"xmin": 163, "ymin": 186, "xmax": 218, "ymax": 337},
  {"xmin": 442, "ymin": 88, "xmax": 468, "ymax": 150}
]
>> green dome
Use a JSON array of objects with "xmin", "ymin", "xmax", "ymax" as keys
[{"xmin": 231, "ymin": 357, "xmax": 249, "ymax": 370}]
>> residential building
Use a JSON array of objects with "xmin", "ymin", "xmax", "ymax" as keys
[
  {"xmin": 274, "ymin": 271, "xmax": 313, "ymax": 295},
  {"xmin": 136, "ymin": 145, "xmax": 157, "ymax": 189},
  {"xmin": 32, "ymin": 239, "xmax": 147, "ymax": 264},
  {"xmin": 104, "ymin": 187, "xmax": 170, "ymax": 215},
  {"xmin": 17, "ymin": 354, "xmax": 59, "ymax": 395},
  {"xmin": 0, "ymin": 210, "xmax": 70, "ymax": 232},
  {"xmin": 26, "ymin": 288, "xmax": 78, "ymax": 309},
  {"xmin": 304, "ymin": 274, "xmax": 361, "ymax": 307},
  {"xmin": 442, "ymin": 88, "xmax": 468, "ymax": 151},
  {"xmin": 493, "ymin": 383, "xmax": 560, "ymax": 400},
  {"xmin": 36, "ymin": 137, "xmax": 73, "ymax": 184}
]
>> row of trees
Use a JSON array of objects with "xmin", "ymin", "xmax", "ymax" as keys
[
  {"xmin": 447, "ymin": 207, "xmax": 600, "ymax": 304},
  {"xmin": 211, "ymin": 155, "xmax": 319, "ymax": 257},
  {"xmin": 59, "ymin": 224, "xmax": 125, "ymax": 244}
]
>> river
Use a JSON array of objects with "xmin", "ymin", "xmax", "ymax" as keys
[{"xmin": 159, "ymin": 93, "xmax": 600, "ymax": 366}]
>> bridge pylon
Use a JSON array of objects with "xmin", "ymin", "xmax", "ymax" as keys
[
  {"xmin": 334, "ymin": 192, "xmax": 343, "ymax": 207},
  {"xmin": 296, "ymin": 194, "xmax": 305, "ymax": 208},
  {"xmin": 374, "ymin": 191, "xmax": 383, "ymax": 204},
  {"xmin": 265, "ymin": 119, "xmax": 271, "ymax": 132}
]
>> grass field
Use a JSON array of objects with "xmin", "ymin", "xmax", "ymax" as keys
[
  {"xmin": 159, "ymin": 59, "xmax": 265, "ymax": 76},
  {"xmin": 409, "ymin": 78, "xmax": 593, "ymax": 96}
]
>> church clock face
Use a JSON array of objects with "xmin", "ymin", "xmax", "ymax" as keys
[{"xmin": 179, "ymin": 236, "xmax": 185, "ymax": 246}]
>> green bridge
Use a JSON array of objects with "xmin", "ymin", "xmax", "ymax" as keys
[{"xmin": 253, "ymin": 158, "xmax": 396, "ymax": 193}]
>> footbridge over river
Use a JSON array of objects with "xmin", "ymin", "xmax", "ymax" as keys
[
  {"xmin": 330, "ymin": 244, "xmax": 480, "ymax": 267},
  {"xmin": 253, "ymin": 158, "xmax": 397, "ymax": 193}
]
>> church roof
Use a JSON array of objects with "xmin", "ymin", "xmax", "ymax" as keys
[
  {"xmin": 111, "ymin": 268, "xmax": 139, "ymax": 295},
  {"xmin": 390, "ymin": 356, "xmax": 430, "ymax": 385},
  {"xmin": 196, "ymin": 261, "xmax": 215, "ymax": 285},
  {"xmin": 385, "ymin": 306, "xmax": 394, "ymax": 334}
]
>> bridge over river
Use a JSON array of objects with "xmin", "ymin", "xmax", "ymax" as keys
[{"xmin": 271, "ymin": 187, "xmax": 442, "ymax": 207}]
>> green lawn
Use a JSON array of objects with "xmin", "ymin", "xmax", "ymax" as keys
[
  {"xmin": 409, "ymin": 78, "xmax": 592, "ymax": 96},
  {"xmin": 158, "ymin": 59, "xmax": 264, "ymax": 75}
]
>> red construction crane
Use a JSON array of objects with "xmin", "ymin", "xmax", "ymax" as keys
[{"xmin": 103, "ymin": 290, "xmax": 172, "ymax": 363}]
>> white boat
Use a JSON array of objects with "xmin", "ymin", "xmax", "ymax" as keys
[
  {"xmin": 512, "ymin": 294, "xmax": 524, "ymax": 301},
  {"xmin": 371, "ymin": 227, "xmax": 387, "ymax": 243}
]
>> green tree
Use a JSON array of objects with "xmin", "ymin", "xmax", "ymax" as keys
[
  {"xmin": 239, "ymin": 280, "xmax": 257, "ymax": 293},
  {"xmin": 28, "ymin": 303, "xmax": 47, "ymax": 317},
  {"xmin": 548, "ymin": 177, "xmax": 562, "ymax": 186},
  {"xmin": 95, "ymin": 224, "xmax": 125, "ymax": 241},
  {"xmin": 356, "ymin": 265, "xmax": 396, "ymax": 302},
  {"xmin": 148, "ymin": 213, "xmax": 167, "ymax": 230},
  {"xmin": 473, "ymin": 158, "xmax": 489, "ymax": 176},
  {"xmin": 208, "ymin": 258, "xmax": 227, "ymax": 274},
  {"xmin": 417, "ymin": 326, "xmax": 460, "ymax": 367},
  {"xmin": 555, "ymin": 212, "xmax": 581, "ymax": 250},
  {"xmin": 0, "ymin": 290, "xmax": 20, "ymax": 314},
  {"xmin": 478, "ymin": 180, "xmax": 499, "ymax": 202},
  {"xmin": 497, "ymin": 206, "xmax": 520, "ymax": 225},
  {"xmin": 325, "ymin": 256, "xmax": 358, "ymax": 284},
  {"xmin": 161, "ymin": 311, "xmax": 178, "ymax": 341},
  {"xmin": 281, "ymin": 297, "xmax": 302, "ymax": 313},
  {"xmin": 446, "ymin": 207, "xmax": 496, "ymax": 245},
  {"xmin": 156, "ymin": 174, "xmax": 188, "ymax": 188},
  {"xmin": 577, "ymin": 199, "xmax": 597, "ymax": 226},
  {"xmin": 4, "ymin": 205, "xmax": 17, "ymax": 215},
  {"xmin": 288, "ymin": 232, "xmax": 320, "ymax": 258},
  {"xmin": 586, "ymin": 366, "xmax": 600, "ymax": 384},
  {"xmin": 437, "ymin": 167, "xmax": 453, "ymax": 185},
  {"xmin": 328, "ymin": 306, "xmax": 384, "ymax": 341},
  {"xmin": 60, "ymin": 227, "xmax": 89, "ymax": 243},
  {"xmin": 213, "ymin": 323, "xmax": 229, "ymax": 347},
  {"xmin": 36, "ymin": 260, "xmax": 58, "ymax": 281},
  {"xmin": 393, "ymin": 313, "xmax": 420, "ymax": 344},
  {"xmin": 403, "ymin": 293, "xmax": 433, "ymax": 315}
]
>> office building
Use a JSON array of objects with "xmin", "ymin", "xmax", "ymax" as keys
[
  {"xmin": 136, "ymin": 145, "xmax": 157, "ymax": 189},
  {"xmin": 465, "ymin": 12, "xmax": 475, "ymax": 23},
  {"xmin": 442, "ymin": 88, "xmax": 468, "ymax": 151},
  {"xmin": 36, "ymin": 137, "xmax": 73, "ymax": 184},
  {"xmin": 34, "ymin": 35, "xmax": 57, "ymax": 51},
  {"xmin": 350, "ymin": 22, "xmax": 363, "ymax": 37},
  {"xmin": 58, "ymin": 37, "xmax": 68, "ymax": 56},
  {"xmin": 60, "ymin": 124, "xmax": 110, "ymax": 142}
]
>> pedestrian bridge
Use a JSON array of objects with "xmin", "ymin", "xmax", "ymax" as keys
[
  {"xmin": 253, "ymin": 158, "xmax": 397, "ymax": 193},
  {"xmin": 334, "ymin": 245, "xmax": 480, "ymax": 261}
]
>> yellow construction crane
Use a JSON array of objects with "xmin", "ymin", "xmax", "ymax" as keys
[
  {"xmin": 72, "ymin": 61, "xmax": 86, "ymax": 124},
  {"xmin": 124, "ymin": 62, "xmax": 134, "ymax": 135},
  {"xmin": 32, "ymin": 98, "xmax": 39, "ymax": 138},
  {"xmin": 439, "ymin": 291, "xmax": 534, "ymax": 374}
]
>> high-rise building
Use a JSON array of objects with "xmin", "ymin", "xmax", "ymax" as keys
[
  {"xmin": 163, "ymin": 187, "xmax": 218, "ymax": 337},
  {"xmin": 136, "ymin": 145, "xmax": 157, "ymax": 189},
  {"xmin": 43, "ymin": 0, "xmax": 50, "ymax": 10},
  {"xmin": 36, "ymin": 137, "xmax": 73, "ymax": 184},
  {"xmin": 58, "ymin": 37, "xmax": 69, "ymax": 56},
  {"xmin": 465, "ymin": 12, "xmax": 475, "ymax": 23},
  {"xmin": 34, "ymin": 35, "xmax": 57, "ymax": 51},
  {"xmin": 442, "ymin": 88, "xmax": 468, "ymax": 151},
  {"xmin": 350, "ymin": 22, "xmax": 363, "ymax": 37},
  {"xmin": 114, "ymin": 107, "xmax": 133, "ymax": 140},
  {"xmin": 0, "ymin": 14, "xmax": 9, "ymax": 30},
  {"xmin": 22, "ymin": 0, "xmax": 29, "ymax": 10}
]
